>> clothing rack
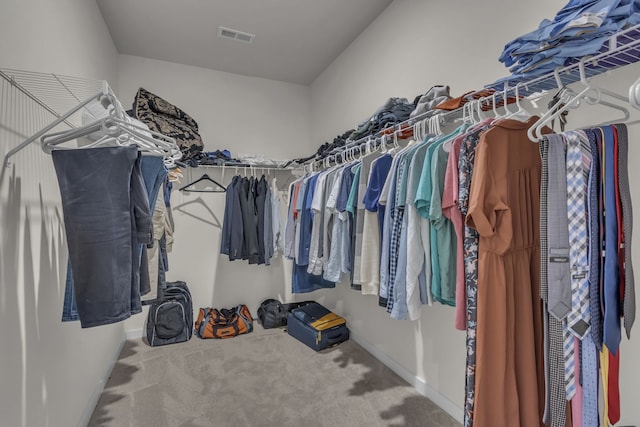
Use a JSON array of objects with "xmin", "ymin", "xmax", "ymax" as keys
[
  {"xmin": 307, "ymin": 23, "xmax": 640, "ymax": 170},
  {"xmin": 182, "ymin": 164, "xmax": 303, "ymax": 192}
]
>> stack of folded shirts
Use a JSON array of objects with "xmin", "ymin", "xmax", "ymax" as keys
[{"xmin": 496, "ymin": 0, "xmax": 640, "ymax": 87}]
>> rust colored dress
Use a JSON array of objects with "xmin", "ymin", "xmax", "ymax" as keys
[{"xmin": 466, "ymin": 117, "xmax": 545, "ymax": 427}]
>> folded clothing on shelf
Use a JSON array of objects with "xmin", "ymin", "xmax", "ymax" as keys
[{"xmin": 496, "ymin": 0, "xmax": 640, "ymax": 86}]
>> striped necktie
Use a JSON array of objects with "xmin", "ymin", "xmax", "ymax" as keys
[{"xmin": 565, "ymin": 131, "xmax": 591, "ymax": 339}]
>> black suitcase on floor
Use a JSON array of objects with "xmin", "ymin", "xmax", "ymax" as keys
[
  {"xmin": 287, "ymin": 302, "xmax": 349, "ymax": 351},
  {"xmin": 145, "ymin": 281, "xmax": 193, "ymax": 347}
]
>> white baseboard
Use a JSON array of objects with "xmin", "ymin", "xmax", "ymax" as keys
[
  {"xmin": 77, "ymin": 332, "xmax": 126, "ymax": 427},
  {"xmin": 125, "ymin": 328, "xmax": 144, "ymax": 340},
  {"xmin": 349, "ymin": 330, "xmax": 464, "ymax": 424}
]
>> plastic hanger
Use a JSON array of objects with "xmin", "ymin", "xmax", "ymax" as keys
[
  {"xmin": 179, "ymin": 173, "xmax": 227, "ymax": 193},
  {"xmin": 529, "ymin": 57, "xmax": 630, "ymax": 141},
  {"xmin": 629, "ymin": 75, "xmax": 640, "ymax": 110},
  {"xmin": 41, "ymin": 102, "xmax": 182, "ymax": 166},
  {"xmin": 503, "ymin": 83, "xmax": 532, "ymax": 121}
]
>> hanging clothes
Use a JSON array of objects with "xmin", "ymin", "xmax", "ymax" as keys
[
  {"xmin": 220, "ymin": 174, "xmax": 281, "ymax": 266},
  {"xmin": 466, "ymin": 117, "xmax": 546, "ymax": 427},
  {"xmin": 53, "ymin": 146, "xmax": 152, "ymax": 328}
]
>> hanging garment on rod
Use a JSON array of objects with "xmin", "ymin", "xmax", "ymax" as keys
[
  {"xmin": 59, "ymin": 150, "xmax": 170, "ymax": 326},
  {"xmin": 54, "ymin": 146, "xmax": 152, "ymax": 328},
  {"xmin": 535, "ymin": 124, "xmax": 635, "ymax": 427},
  {"xmin": 466, "ymin": 116, "xmax": 547, "ymax": 427},
  {"xmin": 220, "ymin": 174, "xmax": 281, "ymax": 266},
  {"xmin": 286, "ymin": 174, "xmax": 336, "ymax": 293}
]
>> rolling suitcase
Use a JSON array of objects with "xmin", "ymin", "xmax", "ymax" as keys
[{"xmin": 287, "ymin": 302, "xmax": 349, "ymax": 351}]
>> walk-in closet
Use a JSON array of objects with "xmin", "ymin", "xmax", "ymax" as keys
[{"xmin": 2, "ymin": 1, "xmax": 640, "ymax": 426}]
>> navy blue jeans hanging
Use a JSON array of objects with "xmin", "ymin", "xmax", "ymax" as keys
[{"xmin": 54, "ymin": 146, "xmax": 152, "ymax": 328}]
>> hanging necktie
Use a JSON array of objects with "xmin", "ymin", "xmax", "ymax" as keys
[
  {"xmin": 547, "ymin": 134, "xmax": 577, "ymax": 401},
  {"xmin": 582, "ymin": 129, "xmax": 599, "ymax": 427},
  {"xmin": 541, "ymin": 135, "xmax": 569, "ymax": 427},
  {"xmin": 603, "ymin": 126, "xmax": 624, "ymax": 424},
  {"xmin": 602, "ymin": 125, "xmax": 621, "ymax": 353},
  {"xmin": 613, "ymin": 124, "xmax": 635, "ymax": 340},
  {"xmin": 565, "ymin": 131, "xmax": 591, "ymax": 339}
]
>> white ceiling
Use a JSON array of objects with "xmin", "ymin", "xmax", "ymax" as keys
[{"xmin": 97, "ymin": 0, "xmax": 393, "ymax": 85}]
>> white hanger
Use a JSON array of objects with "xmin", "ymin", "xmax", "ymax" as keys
[
  {"xmin": 503, "ymin": 83, "xmax": 532, "ymax": 121},
  {"xmin": 393, "ymin": 129, "xmax": 400, "ymax": 150},
  {"xmin": 40, "ymin": 94, "xmax": 182, "ymax": 166},
  {"xmin": 528, "ymin": 57, "xmax": 630, "ymax": 141},
  {"xmin": 380, "ymin": 134, "xmax": 388, "ymax": 153},
  {"xmin": 629, "ymin": 75, "xmax": 640, "ymax": 110},
  {"xmin": 500, "ymin": 84, "xmax": 515, "ymax": 118},
  {"xmin": 462, "ymin": 102, "xmax": 471, "ymax": 125},
  {"xmin": 490, "ymin": 92, "xmax": 500, "ymax": 119}
]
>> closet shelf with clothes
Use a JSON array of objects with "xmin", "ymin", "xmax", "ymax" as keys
[
  {"xmin": 1, "ymin": 68, "xmax": 182, "ymax": 168},
  {"xmin": 302, "ymin": 22, "xmax": 640, "ymax": 171},
  {"xmin": 286, "ymin": 13, "xmax": 640, "ymax": 427}
]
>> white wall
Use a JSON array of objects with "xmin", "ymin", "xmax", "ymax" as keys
[
  {"xmin": 309, "ymin": 0, "xmax": 640, "ymax": 424},
  {"xmin": 117, "ymin": 55, "xmax": 311, "ymax": 335},
  {"xmin": 0, "ymin": 1, "xmax": 123, "ymax": 427}
]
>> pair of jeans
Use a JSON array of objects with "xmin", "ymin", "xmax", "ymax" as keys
[
  {"xmin": 138, "ymin": 156, "xmax": 167, "ymax": 295},
  {"xmin": 61, "ymin": 156, "xmax": 166, "ymax": 320},
  {"xmin": 54, "ymin": 146, "xmax": 152, "ymax": 328}
]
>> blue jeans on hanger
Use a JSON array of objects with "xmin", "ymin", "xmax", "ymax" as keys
[
  {"xmin": 61, "ymin": 154, "xmax": 164, "ymax": 319},
  {"xmin": 54, "ymin": 146, "xmax": 152, "ymax": 328}
]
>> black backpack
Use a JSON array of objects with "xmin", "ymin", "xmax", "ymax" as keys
[
  {"xmin": 145, "ymin": 281, "xmax": 193, "ymax": 346},
  {"xmin": 257, "ymin": 299, "xmax": 313, "ymax": 329}
]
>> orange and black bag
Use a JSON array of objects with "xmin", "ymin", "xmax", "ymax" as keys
[{"xmin": 194, "ymin": 304, "xmax": 253, "ymax": 339}]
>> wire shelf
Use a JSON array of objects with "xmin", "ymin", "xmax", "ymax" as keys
[
  {"xmin": 305, "ymin": 24, "xmax": 640, "ymax": 169},
  {"xmin": 0, "ymin": 69, "xmax": 113, "ymax": 166},
  {"xmin": 487, "ymin": 24, "xmax": 640, "ymax": 97}
]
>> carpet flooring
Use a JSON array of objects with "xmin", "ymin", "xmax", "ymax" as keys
[{"xmin": 89, "ymin": 326, "xmax": 462, "ymax": 427}]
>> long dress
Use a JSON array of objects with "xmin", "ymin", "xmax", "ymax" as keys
[{"xmin": 466, "ymin": 117, "xmax": 546, "ymax": 427}]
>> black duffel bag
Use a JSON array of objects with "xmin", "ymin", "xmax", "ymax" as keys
[{"xmin": 257, "ymin": 299, "xmax": 313, "ymax": 329}]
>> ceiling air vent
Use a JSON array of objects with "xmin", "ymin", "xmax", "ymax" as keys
[{"xmin": 218, "ymin": 26, "xmax": 255, "ymax": 44}]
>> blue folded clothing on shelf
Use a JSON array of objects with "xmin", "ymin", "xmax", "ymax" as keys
[{"xmin": 497, "ymin": 0, "xmax": 640, "ymax": 80}]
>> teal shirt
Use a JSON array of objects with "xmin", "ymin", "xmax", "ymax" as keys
[
  {"xmin": 414, "ymin": 125, "xmax": 467, "ymax": 305},
  {"xmin": 415, "ymin": 141, "xmax": 442, "ymax": 296},
  {"xmin": 346, "ymin": 164, "xmax": 361, "ymax": 215},
  {"xmin": 430, "ymin": 141, "xmax": 456, "ymax": 306}
]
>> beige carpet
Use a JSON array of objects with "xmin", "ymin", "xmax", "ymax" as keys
[{"xmin": 89, "ymin": 326, "xmax": 462, "ymax": 427}]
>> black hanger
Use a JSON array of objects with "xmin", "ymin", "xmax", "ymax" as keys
[{"xmin": 179, "ymin": 173, "xmax": 227, "ymax": 193}]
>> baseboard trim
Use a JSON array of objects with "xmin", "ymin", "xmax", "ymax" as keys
[
  {"xmin": 126, "ymin": 328, "xmax": 144, "ymax": 340},
  {"xmin": 349, "ymin": 331, "xmax": 464, "ymax": 424},
  {"xmin": 77, "ymin": 331, "xmax": 126, "ymax": 427}
]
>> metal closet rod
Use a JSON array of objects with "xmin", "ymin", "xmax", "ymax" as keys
[{"xmin": 307, "ymin": 23, "xmax": 640, "ymax": 168}]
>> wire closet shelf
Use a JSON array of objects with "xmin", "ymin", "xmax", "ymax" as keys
[
  {"xmin": 3, "ymin": 23, "xmax": 640, "ymax": 169},
  {"xmin": 310, "ymin": 23, "xmax": 640, "ymax": 168},
  {"xmin": 1, "ymin": 68, "xmax": 113, "ymax": 167}
]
